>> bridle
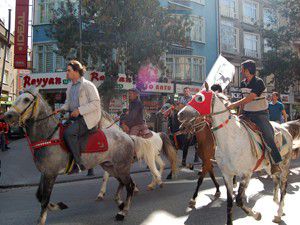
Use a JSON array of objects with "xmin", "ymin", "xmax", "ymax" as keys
[{"xmin": 11, "ymin": 91, "xmax": 58, "ymax": 138}]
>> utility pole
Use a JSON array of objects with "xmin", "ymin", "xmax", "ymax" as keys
[
  {"xmin": 78, "ymin": 0, "xmax": 83, "ymax": 62},
  {"xmin": 0, "ymin": 9, "xmax": 12, "ymax": 99}
]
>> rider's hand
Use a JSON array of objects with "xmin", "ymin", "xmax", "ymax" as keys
[
  {"xmin": 226, "ymin": 103, "xmax": 236, "ymax": 110},
  {"xmin": 54, "ymin": 109, "xmax": 62, "ymax": 114},
  {"xmin": 71, "ymin": 109, "xmax": 80, "ymax": 118}
]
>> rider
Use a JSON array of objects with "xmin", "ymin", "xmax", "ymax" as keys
[
  {"xmin": 227, "ymin": 60, "xmax": 282, "ymax": 174},
  {"xmin": 55, "ymin": 60, "xmax": 101, "ymax": 172},
  {"xmin": 123, "ymin": 88, "xmax": 147, "ymax": 135}
]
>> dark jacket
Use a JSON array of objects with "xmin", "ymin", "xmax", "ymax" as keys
[{"xmin": 124, "ymin": 98, "xmax": 145, "ymax": 128}]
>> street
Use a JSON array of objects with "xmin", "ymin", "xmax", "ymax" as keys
[{"xmin": 1, "ymin": 160, "xmax": 300, "ymax": 225}]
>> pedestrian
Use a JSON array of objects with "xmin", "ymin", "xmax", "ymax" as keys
[
  {"xmin": 0, "ymin": 114, "xmax": 10, "ymax": 151},
  {"xmin": 268, "ymin": 92, "xmax": 287, "ymax": 123},
  {"xmin": 227, "ymin": 59, "xmax": 282, "ymax": 174},
  {"xmin": 178, "ymin": 87, "xmax": 199, "ymax": 166}
]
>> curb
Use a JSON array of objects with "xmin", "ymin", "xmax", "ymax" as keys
[{"xmin": 0, "ymin": 163, "xmax": 202, "ymax": 189}]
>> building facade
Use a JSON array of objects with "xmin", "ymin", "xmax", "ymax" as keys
[{"xmin": 0, "ymin": 19, "xmax": 17, "ymax": 112}]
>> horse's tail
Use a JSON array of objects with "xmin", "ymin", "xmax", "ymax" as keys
[
  {"xmin": 283, "ymin": 119, "xmax": 300, "ymax": 149},
  {"xmin": 159, "ymin": 132, "xmax": 178, "ymax": 175}
]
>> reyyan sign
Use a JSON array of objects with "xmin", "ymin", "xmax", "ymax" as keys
[{"xmin": 14, "ymin": 0, "xmax": 29, "ymax": 69}]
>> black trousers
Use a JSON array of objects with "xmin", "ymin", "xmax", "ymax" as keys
[{"xmin": 63, "ymin": 116, "xmax": 89, "ymax": 164}]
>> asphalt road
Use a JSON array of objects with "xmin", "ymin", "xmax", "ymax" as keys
[{"xmin": 1, "ymin": 163, "xmax": 300, "ymax": 225}]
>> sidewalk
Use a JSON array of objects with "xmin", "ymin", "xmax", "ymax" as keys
[{"xmin": 0, "ymin": 138, "xmax": 198, "ymax": 188}]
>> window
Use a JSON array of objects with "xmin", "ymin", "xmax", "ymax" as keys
[
  {"xmin": 34, "ymin": 44, "xmax": 65, "ymax": 72},
  {"xmin": 5, "ymin": 48, "xmax": 10, "ymax": 62},
  {"xmin": 221, "ymin": 20, "xmax": 239, "ymax": 54},
  {"xmin": 263, "ymin": 39, "xmax": 272, "ymax": 53},
  {"xmin": 190, "ymin": 16, "xmax": 205, "ymax": 43},
  {"xmin": 166, "ymin": 55, "xmax": 205, "ymax": 82},
  {"xmin": 263, "ymin": 8, "xmax": 277, "ymax": 29},
  {"xmin": 190, "ymin": 0, "xmax": 205, "ymax": 5},
  {"xmin": 244, "ymin": 32, "xmax": 260, "ymax": 58},
  {"xmin": 243, "ymin": 1, "xmax": 259, "ymax": 24},
  {"xmin": 220, "ymin": 0, "xmax": 238, "ymax": 19},
  {"xmin": 37, "ymin": 0, "xmax": 55, "ymax": 24}
]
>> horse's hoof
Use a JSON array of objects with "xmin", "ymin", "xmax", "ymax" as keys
[
  {"xmin": 273, "ymin": 216, "xmax": 282, "ymax": 223},
  {"xmin": 96, "ymin": 195, "xmax": 104, "ymax": 201},
  {"xmin": 115, "ymin": 213, "xmax": 125, "ymax": 221},
  {"xmin": 159, "ymin": 183, "xmax": 164, "ymax": 188},
  {"xmin": 254, "ymin": 212, "xmax": 262, "ymax": 221},
  {"xmin": 147, "ymin": 185, "xmax": 155, "ymax": 191},
  {"xmin": 215, "ymin": 191, "xmax": 221, "ymax": 198},
  {"xmin": 188, "ymin": 199, "xmax": 196, "ymax": 209},
  {"xmin": 118, "ymin": 202, "xmax": 125, "ymax": 210},
  {"xmin": 166, "ymin": 174, "xmax": 172, "ymax": 180}
]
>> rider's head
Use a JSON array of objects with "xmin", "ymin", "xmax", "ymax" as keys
[
  {"xmin": 241, "ymin": 60, "xmax": 256, "ymax": 80},
  {"xmin": 183, "ymin": 87, "xmax": 191, "ymax": 97},
  {"xmin": 67, "ymin": 60, "xmax": 85, "ymax": 81},
  {"xmin": 128, "ymin": 88, "xmax": 140, "ymax": 101}
]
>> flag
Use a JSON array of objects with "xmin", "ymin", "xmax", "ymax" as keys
[{"xmin": 205, "ymin": 55, "xmax": 235, "ymax": 90}]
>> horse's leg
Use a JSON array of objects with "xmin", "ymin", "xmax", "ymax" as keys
[
  {"xmin": 37, "ymin": 174, "xmax": 57, "ymax": 225},
  {"xmin": 272, "ymin": 175, "xmax": 280, "ymax": 204},
  {"xmin": 224, "ymin": 175, "xmax": 234, "ymax": 225},
  {"xmin": 189, "ymin": 168, "xmax": 206, "ymax": 208},
  {"xmin": 96, "ymin": 171, "xmax": 110, "ymax": 201},
  {"xmin": 115, "ymin": 181, "xmax": 125, "ymax": 210},
  {"xmin": 115, "ymin": 176, "xmax": 135, "ymax": 221},
  {"xmin": 233, "ymin": 175, "xmax": 237, "ymax": 188},
  {"xmin": 209, "ymin": 169, "xmax": 221, "ymax": 198},
  {"xmin": 236, "ymin": 175, "xmax": 261, "ymax": 221},
  {"xmin": 144, "ymin": 152, "xmax": 161, "ymax": 190},
  {"xmin": 155, "ymin": 154, "xmax": 165, "ymax": 187},
  {"xmin": 273, "ymin": 160, "xmax": 290, "ymax": 224}
]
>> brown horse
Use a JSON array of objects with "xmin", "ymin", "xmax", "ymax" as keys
[{"xmin": 159, "ymin": 102, "xmax": 223, "ymax": 207}]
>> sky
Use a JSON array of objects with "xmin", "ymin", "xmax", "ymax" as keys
[{"xmin": 0, "ymin": 0, "xmax": 16, "ymax": 32}]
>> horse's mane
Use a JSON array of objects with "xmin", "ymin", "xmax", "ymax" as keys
[{"xmin": 101, "ymin": 110, "xmax": 115, "ymax": 123}]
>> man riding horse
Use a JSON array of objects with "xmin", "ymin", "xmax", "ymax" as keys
[
  {"xmin": 55, "ymin": 60, "xmax": 101, "ymax": 172},
  {"xmin": 227, "ymin": 59, "xmax": 282, "ymax": 174},
  {"xmin": 123, "ymin": 88, "xmax": 152, "ymax": 138}
]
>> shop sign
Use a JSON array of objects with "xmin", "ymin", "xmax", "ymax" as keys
[
  {"xmin": 176, "ymin": 84, "xmax": 201, "ymax": 95},
  {"xmin": 143, "ymin": 82, "xmax": 174, "ymax": 93},
  {"xmin": 22, "ymin": 71, "xmax": 133, "ymax": 90}
]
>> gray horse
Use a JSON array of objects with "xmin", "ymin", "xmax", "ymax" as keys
[{"xmin": 4, "ymin": 89, "xmax": 136, "ymax": 225}]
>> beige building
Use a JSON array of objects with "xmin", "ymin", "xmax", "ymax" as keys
[{"xmin": 0, "ymin": 19, "xmax": 17, "ymax": 112}]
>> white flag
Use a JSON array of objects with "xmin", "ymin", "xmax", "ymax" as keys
[{"xmin": 205, "ymin": 55, "xmax": 235, "ymax": 90}]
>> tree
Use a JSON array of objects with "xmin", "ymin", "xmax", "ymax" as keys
[
  {"xmin": 49, "ymin": 0, "xmax": 190, "ymax": 110},
  {"xmin": 261, "ymin": 0, "xmax": 300, "ymax": 93}
]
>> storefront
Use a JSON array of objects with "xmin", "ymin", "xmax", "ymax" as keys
[{"xmin": 20, "ymin": 71, "xmax": 133, "ymax": 112}]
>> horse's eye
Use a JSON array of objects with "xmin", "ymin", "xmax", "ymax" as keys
[
  {"xmin": 195, "ymin": 94, "xmax": 205, "ymax": 103},
  {"xmin": 24, "ymin": 98, "xmax": 30, "ymax": 103}
]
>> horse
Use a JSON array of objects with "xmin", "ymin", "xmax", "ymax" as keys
[
  {"xmin": 4, "ymin": 89, "xmax": 137, "ymax": 225},
  {"xmin": 158, "ymin": 101, "xmax": 223, "ymax": 206},
  {"xmin": 178, "ymin": 84, "xmax": 294, "ymax": 225},
  {"xmin": 95, "ymin": 110, "xmax": 178, "ymax": 201}
]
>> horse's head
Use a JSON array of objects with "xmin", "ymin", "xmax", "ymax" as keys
[
  {"xmin": 178, "ymin": 83, "xmax": 230, "ymax": 124},
  {"xmin": 4, "ymin": 88, "xmax": 40, "ymax": 125}
]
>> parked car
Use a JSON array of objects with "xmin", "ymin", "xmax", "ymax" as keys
[{"xmin": 8, "ymin": 125, "xmax": 25, "ymax": 139}]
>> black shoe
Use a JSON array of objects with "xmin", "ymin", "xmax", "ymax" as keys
[
  {"xmin": 79, "ymin": 164, "xmax": 86, "ymax": 171},
  {"xmin": 5, "ymin": 145, "xmax": 10, "ymax": 149},
  {"xmin": 87, "ymin": 169, "xmax": 94, "ymax": 176}
]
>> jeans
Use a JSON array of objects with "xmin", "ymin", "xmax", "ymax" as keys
[
  {"xmin": 244, "ymin": 111, "xmax": 282, "ymax": 164},
  {"xmin": 63, "ymin": 116, "xmax": 89, "ymax": 165}
]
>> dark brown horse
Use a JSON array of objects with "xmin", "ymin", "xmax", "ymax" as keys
[{"xmin": 159, "ymin": 102, "xmax": 222, "ymax": 207}]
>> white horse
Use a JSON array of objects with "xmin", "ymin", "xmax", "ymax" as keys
[
  {"xmin": 96, "ymin": 110, "xmax": 178, "ymax": 200},
  {"xmin": 178, "ymin": 84, "xmax": 293, "ymax": 225}
]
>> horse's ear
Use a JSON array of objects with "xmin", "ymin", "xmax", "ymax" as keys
[{"xmin": 204, "ymin": 82, "xmax": 209, "ymax": 91}]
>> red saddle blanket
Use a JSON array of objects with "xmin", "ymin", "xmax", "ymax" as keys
[{"xmin": 59, "ymin": 125, "xmax": 108, "ymax": 153}]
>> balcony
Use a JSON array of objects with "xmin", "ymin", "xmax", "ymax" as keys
[
  {"xmin": 220, "ymin": 7, "xmax": 237, "ymax": 19},
  {"xmin": 244, "ymin": 48, "xmax": 260, "ymax": 58},
  {"xmin": 221, "ymin": 44, "xmax": 239, "ymax": 55}
]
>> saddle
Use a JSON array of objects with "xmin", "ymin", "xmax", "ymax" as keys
[
  {"xmin": 59, "ymin": 124, "xmax": 108, "ymax": 153},
  {"xmin": 130, "ymin": 124, "xmax": 153, "ymax": 139}
]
